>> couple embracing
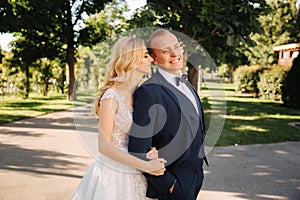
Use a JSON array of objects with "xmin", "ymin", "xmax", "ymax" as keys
[{"xmin": 72, "ymin": 29, "xmax": 208, "ymax": 200}]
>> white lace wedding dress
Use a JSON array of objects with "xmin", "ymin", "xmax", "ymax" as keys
[{"xmin": 72, "ymin": 88, "xmax": 153, "ymax": 200}]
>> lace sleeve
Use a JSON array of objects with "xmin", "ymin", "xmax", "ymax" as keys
[{"xmin": 101, "ymin": 88, "xmax": 116, "ymax": 101}]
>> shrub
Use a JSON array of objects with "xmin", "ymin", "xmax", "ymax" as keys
[
  {"xmin": 258, "ymin": 65, "xmax": 290, "ymax": 101},
  {"xmin": 233, "ymin": 65, "xmax": 264, "ymax": 95},
  {"xmin": 282, "ymin": 55, "xmax": 300, "ymax": 108}
]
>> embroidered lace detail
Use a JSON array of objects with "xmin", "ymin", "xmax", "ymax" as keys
[
  {"xmin": 72, "ymin": 88, "xmax": 155, "ymax": 200},
  {"xmin": 101, "ymin": 88, "xmax": 132, "ymax": 151}
]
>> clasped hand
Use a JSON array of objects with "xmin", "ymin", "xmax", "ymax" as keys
[{"xmin": 145, "ymin": 147, "xmax": 166, "ymax": 176}]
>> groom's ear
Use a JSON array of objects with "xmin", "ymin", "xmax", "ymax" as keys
[{"xmin": 150, "ymin": 54, "xmax": 158, "ymax": 64}]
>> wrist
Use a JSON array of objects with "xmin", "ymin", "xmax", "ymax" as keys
[{"xmin": 142, "ymin": 160, "xmax": 151, "ymax": 172}]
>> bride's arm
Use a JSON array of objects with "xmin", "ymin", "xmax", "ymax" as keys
[{"xmin": 97, "ymin": 98, "xmax": 166, "ymax": 174}]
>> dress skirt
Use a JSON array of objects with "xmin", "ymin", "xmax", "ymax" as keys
[{"xmin": 72, "ymin": 154, "xmax": 152, "ymax": 200}]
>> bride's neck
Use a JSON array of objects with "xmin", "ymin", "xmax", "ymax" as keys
[
  {"xmin": 115, "ymin": 83, "xmax": 136, "ymax": 94},
  {"xmin": 116, "ymin": 75, "xmax": 143, "ymax": 94}
]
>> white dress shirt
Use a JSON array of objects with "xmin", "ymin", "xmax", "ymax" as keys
[{"xmin": 158, "ymin": 68, "xmax": 199, "ymax": 114}]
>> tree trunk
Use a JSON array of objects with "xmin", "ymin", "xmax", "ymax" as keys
[
  {"xmin": 25, "ymin": 65, "xmax": 30, "ymax": 99},
  {"xmin": 42, "ymin": 64, "xmax": 50, "ymax": 96},
  {"xmin": 66, "ymin": 45, "xmax": 76, "ymax": 101},
  {"xmin": 65, "ymin": 2, "xmax": 76, "ymax": 101},
  {"xmin": 188, "ymin": 65, "xmax": 199, "ymax": 91},
  {"xmin": 85, "ymin": 56, "xmax": 91, "ymax": 87}
]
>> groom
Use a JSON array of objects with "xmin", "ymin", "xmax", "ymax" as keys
[{"xmin": 128, "ymin": 29, "xmax": 208, "ymax": 200}]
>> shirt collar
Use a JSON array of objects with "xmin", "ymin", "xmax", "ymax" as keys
[{"xmin": 158, "ymin": 68, "xmax": 180, "ymax": 86}]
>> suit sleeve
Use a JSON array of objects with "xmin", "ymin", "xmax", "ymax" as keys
[{"xmin": 128, "ymin": 86, "xmax": 176, "ymax": 195}]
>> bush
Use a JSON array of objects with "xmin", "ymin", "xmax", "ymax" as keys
[
  {"xmin": 282, "ymin": 55, "xmax": 300, "ymax": 108},
  {"xmin": 233, "ymin": 65, "xmax": 264, "ymax": 95},
  {"xmin": 218, "ymin": 64, "xmax": 230, "ymax": 80},
  {"xmin": 258, "ymin": 65, "xmax": 290, "ymax": 101}
]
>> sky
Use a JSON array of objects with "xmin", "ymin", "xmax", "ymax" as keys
[
  {"xmin": 127, "ymin": 0, "xmax": 146, "ymax": 11},
  {"xmin": 0, "ymin": 0, "xmax": 146, "ymax": 51},
  {"xmin": 0, "ymin": 33, "xmax": 13, "ymax": 51}
]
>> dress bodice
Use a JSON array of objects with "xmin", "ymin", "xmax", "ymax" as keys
[
  {"xmin": 100, "ymin": 88, "xmax": 133, "ymax": 151},
  {"xmin": 73, "ymin": 88, "xmax": 155, "ymax": 200}
]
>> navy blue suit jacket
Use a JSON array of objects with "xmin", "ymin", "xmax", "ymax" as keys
[{"xmin": 128, "ymin": 71, "xmax": 207, "ymax": 198}]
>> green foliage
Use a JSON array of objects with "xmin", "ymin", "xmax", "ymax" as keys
[
  {"xmin": 129, "ymin": 0, "xmax": 267, "ymax": 88},
  {"xmin": 233, "ymin": 65, "xmax": 264, "ymax": 95},
  {"xmin": 0, "ymin": 0, "xmax": 113, "ymax": 100},
  {"xmin": 78, "ymin": 1, "xmax": 129, "ymax": 47},
  {"xmin": 258, "ymin": 65, "xmax": 290, "ymax": 100},
  {"xmin": 218, "ymin": 64, "xmax": 230, "ymax": 79},
  {"xmin": 76, "ymin": 44, "xmax": 109, "ymax": 92},
  {"xmin": 13, "ymin": 71, "xmax": 28, "ymax": 98},
  {"xmin": 234, "ymin": 64, "xmax": 293, "ymax": 102},
  {"xmin": 31, "ymin": 58, "xmax": 64, "ymax": 96},
  {"xmin": 245, "ymin": 0, "xmax": 300, "ymax": 65},
  {"xmin": 1, "ymin": 51, "xmax": 65, "ymax": 97},
  {"xmin": 1, "ymin": 61, "xmax": 29, "ymax": 98},
  {"xmin": 282, "ymin": 54, "xmax": 300, "ymax": 108},
  {"xmin": 201, "ymin": 82, "xmax": 300, "ymax": 146},
  {"xmin": 76, "ymin": 1, "xmax": 131, "ymax": 93}
]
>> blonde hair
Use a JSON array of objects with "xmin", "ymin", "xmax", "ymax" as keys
[{"xmin": 94, "ymin": 37, "xmax": 145, "ymax": 116}]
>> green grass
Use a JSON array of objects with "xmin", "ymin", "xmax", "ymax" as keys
[
  {"xmin": 200, "ymin": 82, "xmax": 300, "ymax": 146},
  {"xmin": 1, "ymin": 84, "xmax": 300, "ymax": 147},
  {"xmin": 0, "ymin": 90, "xmax": 94, "ymax": 125}
]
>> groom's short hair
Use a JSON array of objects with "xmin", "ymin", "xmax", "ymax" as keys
[{"xmin": 147, "ymin": 28, "xmax": 171, "ymax": 54}]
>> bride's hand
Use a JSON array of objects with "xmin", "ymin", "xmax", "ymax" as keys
[
  {"xmin": 145, "ymin": 158, "xmax": 167, "ymax": 176},
  {"xmin": 146, "ymin": 147, "xmax": 158, "ymax": 160},
  {"xmin": 148, "ymin": 167, "xmax": 166, "ymax": 176}
]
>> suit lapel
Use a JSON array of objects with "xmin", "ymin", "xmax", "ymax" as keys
[{"xmin": 151, "ymin": 72, "xmax": 199, "ymax": 131}]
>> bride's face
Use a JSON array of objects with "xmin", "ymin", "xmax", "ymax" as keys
[{"xmin": 135, "ymin": 47, "xmax": 154, "ymax": 74}]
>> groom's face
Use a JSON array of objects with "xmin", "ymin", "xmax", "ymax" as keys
[{"xmin": 149, "ymin": 32, "xmax": 183, "ymax": 75}]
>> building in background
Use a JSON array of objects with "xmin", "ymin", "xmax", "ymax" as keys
[{"xmin": 273, "ymin": 43, "xmax": 300, "ymax": 67}]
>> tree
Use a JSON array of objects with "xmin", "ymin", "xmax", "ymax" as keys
[
  {"xmin": 8, "ymin": 29, "xmax": 64, "ymax": 98},
  {"xmin": 0, "ymin": 0, "xmax": 112, "ymax": 100},
  {"xmin": 245, "ymin": 0, "xmax": 300, "ymax": 66},
  {"xmin": 129, "ymin": 0, "xmax": 267, "ymax": 89},
  {"xmin": 76, "ymin": 0, "xmax": 129, "ymax": 93}
]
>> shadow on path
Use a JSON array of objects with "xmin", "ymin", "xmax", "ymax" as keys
[{"xmin": 0, "ymin": 143, "xmax": 86, "ymax": 179}]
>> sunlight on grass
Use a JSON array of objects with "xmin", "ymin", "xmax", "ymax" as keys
[
  {"xmin": 223, "ymin": 115, "xmax": 260, "ymax": 120},
  {"xmin": 265, "ymin": 114, "xmax": 300, "ymax": 120},
  {"xmin": 232, "ymin": 125, "xmax": 269, "ymax": 132},
  {"xmin": 0, "ymin": 91, "xmax": 91, "ymax": 124},
  {"xmin": 2, "ymin": 83, "xmax": 300, "ymax": 146},
  {"xmin": 202, "ymin": 82, "xmax": 300, "ymax": 146}
]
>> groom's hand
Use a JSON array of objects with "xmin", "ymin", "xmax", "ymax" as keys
[{"xmin": 146, "ymin": 147, "xmax": 158, "ymax": 160}]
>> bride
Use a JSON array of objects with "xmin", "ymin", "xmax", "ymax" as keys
[{"xmin": 72, "ymin": 37, "xmax": 166, "ymax": 200}]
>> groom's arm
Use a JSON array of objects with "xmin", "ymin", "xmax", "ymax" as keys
[
  {"xmin": 128, "ymin": 85, "xmax": 176, "ymax": 195},
  {"xmin": 128, "ymin": 86, "xmax": 155, "ymax": 160}
]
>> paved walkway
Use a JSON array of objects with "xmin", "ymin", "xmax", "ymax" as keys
[{"xmin": 0, "ymin": 104, "xmax": 299, "ymax": 200}]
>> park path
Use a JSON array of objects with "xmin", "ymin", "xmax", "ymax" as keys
[{"xmin": 0, "ymin": 104, "xmax": 299, "ymax": 200}]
